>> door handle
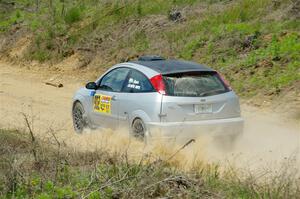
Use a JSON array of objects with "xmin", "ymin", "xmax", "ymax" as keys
[{"xmin": 112, "ymin": 95, "xmax": 117, "ymax": 101}]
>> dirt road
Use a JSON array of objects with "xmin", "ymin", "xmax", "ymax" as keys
[{"xmin": 1, "ymin": 62, "xmax": 300, "ymax": 172}]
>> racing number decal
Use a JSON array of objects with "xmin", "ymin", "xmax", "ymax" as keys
[{"xmin": 93, "ymin": 94, "xmax": 111, "ymax": 114}]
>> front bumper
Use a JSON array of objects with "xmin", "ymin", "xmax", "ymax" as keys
[{"xmin": 147, "ymin": 117, "xmax": 244, "ymax": 140}]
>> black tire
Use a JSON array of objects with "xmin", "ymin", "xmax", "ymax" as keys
[
  {"xmin": 72, "ymin": 102, "xmax": 87, "ymax": 134},
  {"xmin": 131, "ymin": 118, "xmax": 147, "ymax": 142}
]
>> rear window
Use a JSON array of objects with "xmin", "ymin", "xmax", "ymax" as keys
[{"xmin": 163, "ymin": 71, "xmax": 229, "ymax": 97}]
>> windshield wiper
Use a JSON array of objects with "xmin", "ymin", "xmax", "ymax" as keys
[{"xmin": 199, "ymin": 89, "xmax": 225, "ymax": 97}]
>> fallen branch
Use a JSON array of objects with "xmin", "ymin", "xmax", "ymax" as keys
[
  {"xmin": 166, "ymin": 139, "xmax": 196, "ymax": 162},
  {"xmin": 45, "ymin": 82, "xmax": 63, "ymax": 88},
  {"xmin": 147, "ymin": 139, "xmax": 196, "ymax": 167},
  {"xmin": 22, "ymin": 113, "xmax": 38, "ymax": 162}
]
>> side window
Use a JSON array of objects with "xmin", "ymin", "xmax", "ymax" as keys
[
  {"xmin": 99, "ymin": 68, "xmax": 130, "ymax": 92},
  {"xmin": 123, "ymin": 69, "xmax": 154, "ymax": 93}
]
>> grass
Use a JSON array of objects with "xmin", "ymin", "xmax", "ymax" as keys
[
  {"xmin": 64, "ymin": 5, "xmax": 84, "ymax": 25},
  {"xmin": 0, "ymin": 0, "xmax": 299, "ymax": 97},
  {"xmin": 1, "ymin": 128, "xmax": 300, "ymax": 198}
]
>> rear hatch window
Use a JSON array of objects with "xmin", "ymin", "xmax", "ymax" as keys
[{"xmin": 163, "ymin": 71, "xmax": 229, "ymax": 97}]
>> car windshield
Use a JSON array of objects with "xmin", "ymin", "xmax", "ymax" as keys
[{"xmin": 163, "ymin": 71, "xmax": 229, "ymax": 97}]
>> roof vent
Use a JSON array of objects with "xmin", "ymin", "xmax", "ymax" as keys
[{"xmin": 138, "ymin": 55, "xmax": 165, "ymax": 61}]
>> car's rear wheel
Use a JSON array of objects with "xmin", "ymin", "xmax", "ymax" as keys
[
  {"xmin": 131, "ymin": 118, "xmax": 147, "ymax": 142},
  {"xmin": 72, "ymin": 102, "xmax": 87, "ymax": 134}
]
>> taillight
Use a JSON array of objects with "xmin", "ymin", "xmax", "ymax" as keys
[
  {"xmin": 216, "ymin": 72, "xmax": 232, "ymax": 90},
  {"xmin": 150, "ymin": 74, "xmax": 166, "ymax": 95}
]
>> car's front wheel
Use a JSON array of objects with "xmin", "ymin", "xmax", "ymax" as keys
[{"xmin": 72, "ymin": 102, "xmax": 87, "ymax": 133}]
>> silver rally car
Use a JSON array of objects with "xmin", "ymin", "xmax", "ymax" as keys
[{"xmin": 72, "ymin": 56, "xmax": 243, "ymax": 142}]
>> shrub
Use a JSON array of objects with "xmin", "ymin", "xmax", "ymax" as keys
[{"xmin": 64, "ymin": 6, "xmax": 82, "ymax": 25}]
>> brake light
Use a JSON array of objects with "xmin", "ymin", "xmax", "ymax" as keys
[
  {"xmin": 217, "ymin": 72, "xmax": 232, "ymax": 90},
  {"xmin": 150, "ymin": 74, "xmax": 166, "ymax": 95}
]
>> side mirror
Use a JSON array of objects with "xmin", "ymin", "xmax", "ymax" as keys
[{"xmin": 85, "ymin": 82, "xmax": 97, "ymax": 90}]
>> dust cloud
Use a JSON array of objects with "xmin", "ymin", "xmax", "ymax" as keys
[
  {"xmin": 219, "ymin": 107, "xmax": 300, "ymax": 174},
  {"xmin": 55, "ymin": 107, "xmax": 300, "ymax": 175},
  {"xmin": 1, "ymin": 64, "xmax": 300, "ymax": 177},
  {"xmin": 62, "ymin": 127, "xmax": 208, "ymax": 171},
  {"xmin": 53, "ymin": 104, "xmax": 300, "ymax": 178}
]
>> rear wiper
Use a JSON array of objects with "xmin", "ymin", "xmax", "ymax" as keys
[
  {"xmin": 174, "ymin": 91, "xmax": 198, "ymax": 96},
  {"xmin": 199, "ymin": 89, "xmax": 225, "ymax": 97}
]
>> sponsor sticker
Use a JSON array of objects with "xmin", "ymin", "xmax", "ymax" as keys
[{"xmin": 93, "ymin": 94, "xmax": 111, "ymax": 114}]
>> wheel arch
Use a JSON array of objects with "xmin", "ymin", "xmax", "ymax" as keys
[
  {"xmin": 72, "ymin": 92, "xmax": 87, "ymax": 110},
  {"xmin": 72, "ymin": 100, "xmax": 82, "ymax": 110},
  {"xmin": 72, "ymin": 92, "xmax": 91, "ymax": 122},
  {"xmin": 129, "ymin": 110, "xmax": 151, "ymax": 129}
]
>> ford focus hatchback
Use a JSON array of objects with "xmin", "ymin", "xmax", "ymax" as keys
[{"xmin": 72, "ymin": 56, "xmax": 243, "ymax": 142}]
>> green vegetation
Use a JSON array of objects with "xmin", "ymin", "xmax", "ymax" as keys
[
  {"xmin": 1, "ymin": 1, "xmax": 299, "ymax": 197},
  {"xmin": 0, "ymin": 0, "xmax": 299, "ymax": 97},
  {"xmin": 1, "ymin": 128, "xmax": 300, "ymax": 198}
]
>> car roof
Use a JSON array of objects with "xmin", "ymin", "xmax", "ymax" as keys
[{"xmin": 130, "ymin": 59, "xmax": 214, "ymax": 75}]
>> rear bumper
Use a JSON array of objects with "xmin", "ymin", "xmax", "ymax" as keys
[{"xmin": 147, "ymin": 117, "xmax": 244, "ymax": 139}]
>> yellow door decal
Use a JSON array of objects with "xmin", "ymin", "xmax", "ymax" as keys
[{"xmin": 93, "ymin": 94, "xmax": 111, "ymax": 114}]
